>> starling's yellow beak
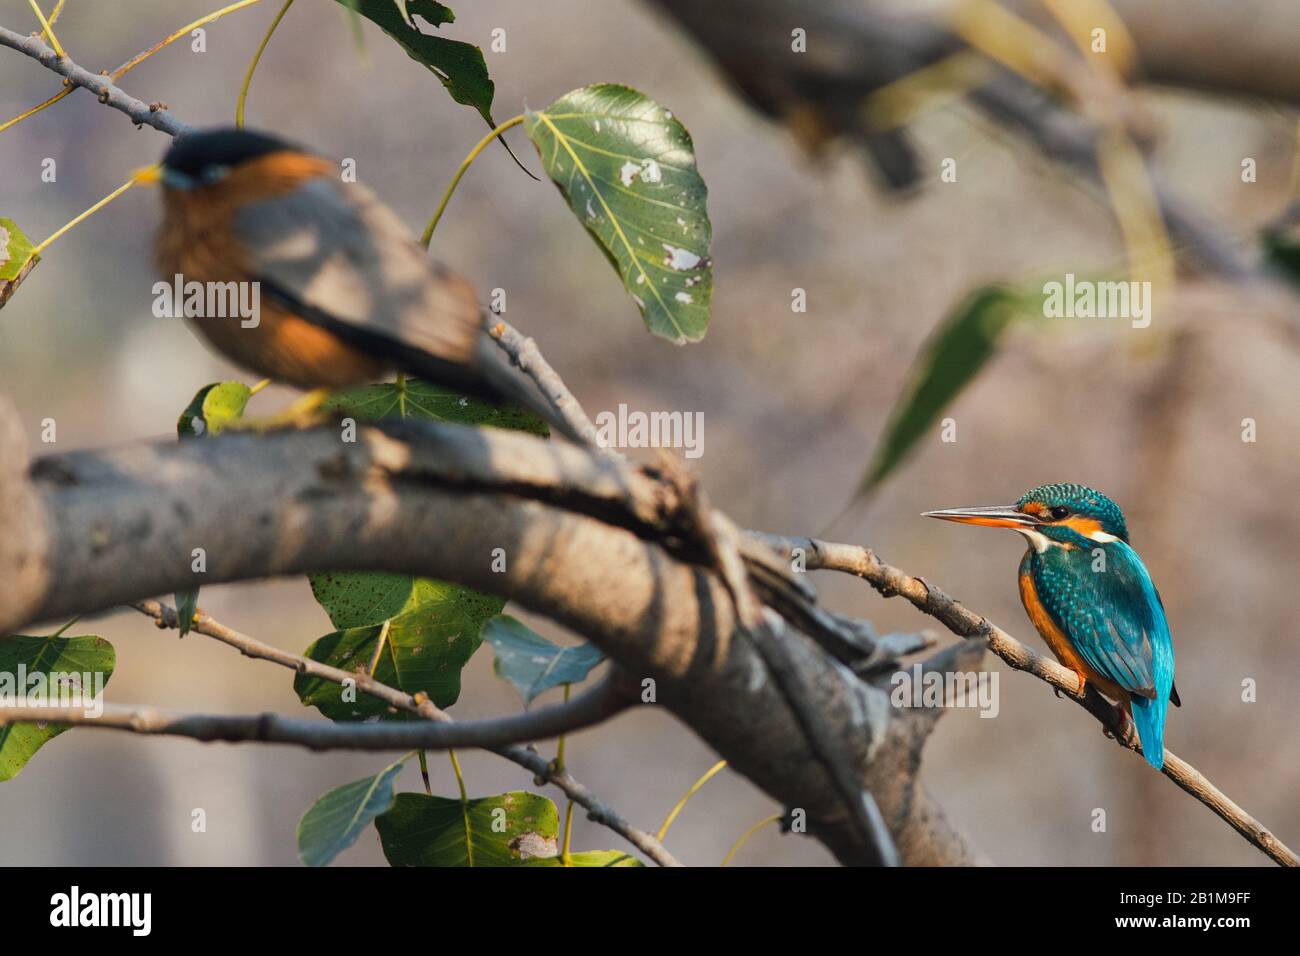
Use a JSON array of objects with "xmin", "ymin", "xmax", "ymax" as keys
[
  {"xmin": 131, "ymin": 163, "xmax": 162, "ymax": 185},
  {"xmin": 921, "ymin": 505, "xmax": 1041, "ymax": 529}
]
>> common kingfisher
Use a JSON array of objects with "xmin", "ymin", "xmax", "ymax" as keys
[{"xmin": 923, "ymin": 483, "xmax": 1179, "ymax": 769}]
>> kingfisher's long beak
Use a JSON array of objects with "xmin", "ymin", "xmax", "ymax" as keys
[{"xmin": 921, "ymin": 505, "xmax": 1040, "ymax": 529}]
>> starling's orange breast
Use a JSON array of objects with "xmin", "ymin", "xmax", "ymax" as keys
[
  {"xmin": 187, "ymin": 303, "xmax": 389, "ymax": 388},
  {"xmin": 154, "ymin": 153, "xmax": 388, "ymax": 388}
]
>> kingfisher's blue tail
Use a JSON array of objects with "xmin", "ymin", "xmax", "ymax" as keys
[{"xmin": 1130, "ymin": 695, "xmax": 1166, "ymax": 769}]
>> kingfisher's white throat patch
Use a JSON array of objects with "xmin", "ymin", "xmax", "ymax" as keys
[{"xmin": 1015, "ymin": 527, "xmax": 1054, "ymax": 553}]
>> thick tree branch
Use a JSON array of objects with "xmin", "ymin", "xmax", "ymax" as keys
[
  {"xmin": 0, "ymin": 25, "xmax": 193, "ymax": 137},
  {"xmin": 0, "ymin": 404, "xmax": 978, "ymax": 866},
  {"xmin": 753, "ymin": 532, "xmax": 1300, "ymax": 868}
]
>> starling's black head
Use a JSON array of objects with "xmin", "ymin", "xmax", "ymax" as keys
[{"xmin": 160, "ymin": 127, "xmax": 298, "ymax": 190}]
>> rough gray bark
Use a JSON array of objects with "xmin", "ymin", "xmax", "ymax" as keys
[{"xmin": 0, "ymin": 399, "xmax": 981, "ymax": 866}]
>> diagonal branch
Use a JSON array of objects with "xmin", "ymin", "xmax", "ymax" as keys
[
  {"xmin": 751, "ymin": 532, "xmax": 1300, "ymax": 868},
  {"xmin": 129, "ymin": 599, "xmax": 678, "ymax": 866},
  {"xmin": 0, "ymin": 25, "xmax": 193, "ymax": 137}
]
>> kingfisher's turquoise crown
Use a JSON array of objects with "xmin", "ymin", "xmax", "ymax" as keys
[{"xmin": 1018, "ymin": 482, "xmax": 1129, "ymax": 542}]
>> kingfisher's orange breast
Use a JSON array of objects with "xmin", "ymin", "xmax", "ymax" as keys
[{"xmin": 1018, "ymin": 571, "xmax": 1128, "ymax": 701}]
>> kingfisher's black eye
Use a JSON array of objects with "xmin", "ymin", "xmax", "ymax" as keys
[{"xmin": 1049, "ymin": 505, "xmax": 1071, "ymax": 520}]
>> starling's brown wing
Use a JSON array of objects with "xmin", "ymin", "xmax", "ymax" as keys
[
  {"xmin": 232, "ymin": 177, "xmax": 581, "ymax": 440},
  {"xmin": 231, "ymin": 178, "xmax": 486, "ymax": 389}
]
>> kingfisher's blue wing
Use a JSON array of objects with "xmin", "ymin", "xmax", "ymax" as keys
[{"xmin": 1030, "ymin": 541, "xmax": 1174, "ymax": 699}]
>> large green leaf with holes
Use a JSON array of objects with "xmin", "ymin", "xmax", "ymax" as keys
[
  {"xmin": 0, "ymin": 217, "xmax": 38, "ymax": 309},
  {"xmin": 296, "ymin": 583, "xmax": 503, "ymax": 718},
  {"xmin": 525, "ymin": 84, "xmax": 713, "ymax": 343},
  {"xmin": 376, "ymin": 791, "xmax": 559, "ymax": 866},
  {"xmin": 302, "ymin": 377, "xmax": 536, "ymax": 719},
  {"xmin": 0, "ymin": 634, "xmax": 115, "ymax": 781},
  {"xmin": 859, "ymin": 286, "xmax": 1029, "ymax": 495},
  {"xmin": 322, "ymin": 378, "xmax": 547, "ymax": 435},
  {"xmin": 332, "ymin": 0, "xmax": 496, "ymax": 126},
  {"xmin": 297, "ymin": 758, "xmax": 405, "ymax": 866}
]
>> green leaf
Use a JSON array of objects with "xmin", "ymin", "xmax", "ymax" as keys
[
  {"xmin": 323, "ymin": 378, "xmax": 548, "ymax": 436},
  {"xmin": 174, "ymin": 589, "xmax": 199, "ymax": 639},
  {"xmin": 1263, "ymin": 218, "xmax": 1300, "ymax": 288},
  {"xmin": 297, "ymin": 759, "xmax": 405, "ymax": 866},
  {"xmin": 523, "ymin": 850, "xmax": 643, "ymax": 867},
  {"xmin": 0, "ymin": 635, "xmax": 115, "ymax": 781},
  {"xmin": 482, "ymin": 615, "xmax": 604, "ymax": 706},
  {"xmin": 173, "ymin": 382, "xmax": 253, "ymax": 631},
  {"xmin": 376, "ymin": 791, "xmax": 559, "ymax": 866},
  {"xmin": 0, "ymin": 217, "xmax": 39, "ymax": 309},
  {"xmin": 297, "ymin": 582, "xmax": 504, "ymax": 717},
  {"xmin": 177, "ymin": 381, "xmax": 253, "ymax": 438},
  {"xmin": 334, "ymin": 0, "xmax": 495, "ymax": 126},
  {"xmin": 860, "ymin": 286, "xmax": 1027, "ymax": 494},
  {"xmin": 524, "ymin": 84, "xmax": 713, "ymax": 343}
]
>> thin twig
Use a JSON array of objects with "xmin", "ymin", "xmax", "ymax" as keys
[
  {"xmin": 487, "ymin": 319, "xmax": 614, "ymax": 455},
  {"xmin": 0, "ymin": 26, "xmax": 193, "ymax": 137},
  {"xmin": 0, "ymin": 694, "xmax": 627, "ymax": 751},
  {"xmin": 130, "ymin": 600, "xmax": 681, "ymax": 866},
  {"xmin": 750, "ymin": 533, "xmax": 1300, "ymax": 868}
]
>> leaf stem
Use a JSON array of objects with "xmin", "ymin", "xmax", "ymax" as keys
[
  {"xmin": 27, "ymin": 1, "xmax": 65, "ymax": 57},
  {"xmin": 721, "ymin": 812, "xmax": 783, "ymax": 866},
  {"xmin": 448, "ymin": 748, "xmax": 468, "ymax": 803},
  {"xmin": 112, "ymin": 0, "xmax": 265, "ymax": 80},
  {"xmin": 364, "ymin": 619, "xmax": 391, "ymax": 677},
  {"xmin": 247, "ymin": 378, "xmax": 272, "ymax": 396},
  {"xmin": 657, "ymin": 759, "xmax": 727, "ymax": 841},
  {"xmin": 49, "ymin": 613, "xmax": 81, "ymax": 638},
  {"xmin": 32, "ymin": 173, "xmax": 141, "ymax": 256},
  {"xmin": 235, "ymin": 0, "xmax": 295, "ymax": 128},
  {"xmin": 420, "ymin": 114, "xmax": 525, "ymax": 248},
  {"xmin": 0, "ymin": 88, "xmax": 72, "ymax": 135},
  {"xmin": 556, "ymin": 683, "xmax": 573, "ymax": 865},
  {"xmin": 416, "ymin": 750, "xmax": 432, "ymax": 796}
]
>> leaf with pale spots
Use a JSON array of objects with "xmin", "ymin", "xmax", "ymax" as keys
[
  {"xmin": 297, "ymin": 758, "xmax": 404, "ymax": 866},
  {"xmin": 0, "ymin": 217, "xmax": 39, "ymax": 310},
  {"xmin": 376, "ymin": 791, "xmax": 559, "ymax": 866},
  {"xmin": 482, "ymin": 615, "xmax": 604, "ymax": 706},
  {"xmin": 860, "ymin": 286, "xmax": 1029, "ymax": 495},
  {"xmin": 524, "ymin": 84, "xmax": 713, "ymax": 343},
  {"xmin": 0, "ymin": 635, "xmax": 115, "ymax": 781}
]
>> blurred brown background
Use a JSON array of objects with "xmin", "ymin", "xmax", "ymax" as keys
[{"xmin": 1, "ymin": 0, "xmax": 1296, "ymax": 866}]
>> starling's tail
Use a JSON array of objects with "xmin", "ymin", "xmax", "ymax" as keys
[{"xmin": 1130, "ymin": 695, "xmax": 1167, "ymax": 770}]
